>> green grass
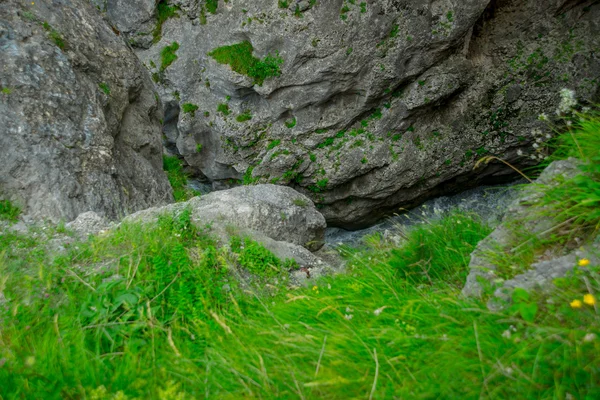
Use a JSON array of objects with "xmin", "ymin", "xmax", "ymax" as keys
[
  {"xmin": 1, "ymin": 87, "xmax": 11, "ymax": 95},
  {"xmin": 285, "ymin": 117, "xmax": 297, "ymax": 129},
  {"xmin": 206, "ymin": 0, "xmax": 218, "ymax": 14},
  {"xmin": 1, "ymin": 209, "xmax": 599, "ymax": 398},
  {"xmin": 162, "ymin": 155, "xmax": 199, "ymax": 202},
  {"xmin": 98, "ymin": 82, "xmax": 110, "ymax": 95},
  {"xmin": 236, "ymin": 111, "xmax": 252, "ymax": 122},
  {"xmin": 42, "ymin": 22, "xmax": 66, "ymax": 50},
  {"xmin": 182, "ymin": 103, "xmax": 199, "ymax": 116},
  {"xmin": 0, "ymin": 200, "xmax": 21, "ymax": 221},
  {"xmin": 217, "ymin": 103, "xmax": 230, "ymax": 116},
  {"xmin": 160, "ymin": 42, "xmax": 179, "ymax": 71},
  {"xmin": 208, "ymin": 41, "xmax": 283, "ymax": 85}
]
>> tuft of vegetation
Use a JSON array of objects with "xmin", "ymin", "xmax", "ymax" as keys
[
  {"xmin": 208, "ymin": 41, "xmax": 283, "ymax": 85},
  {"xmin": 236, "ymin": 111, "xmax": 252, "ymax": 122},
  {"xmin": 206, "ymin": 0, "xmax": 219, "ymax": 14},
  {"xmin": 1, "ymin": 87, "xmax": 11, "ymax": 95},
  {"xmin": 162, "ymin": 155, "xmax": 199, "ymax": 201},
  {"xmin": 98, "ymin": 82, "xmax": 110, "ymax": 95},
  {"xmin": 182, "ymin": 103, "xmax": 199, "ymax": 116},
  {"xmin": 42, "ymin": 22, "xmax": 66, "ymax": 50},
  {"xmin": 267, "ymin": 139, "xmax": 281, "ymax": 150},
  {"xmin": 278, "ymin": 0, "xmax": 289, "ymax": 8},
  {"xmin": 284, "ymin": 117, "xmax": 297, "ymax": 129},
  {"xmin": 217, "ymin": 103, "xmax": 230, "ymax": 116},
  {"xmin": 160, "ymin": 42, "xmax": 180, "ymax": 71},
  {"xmin": 0, "ymin": 200, "xmax": 21, "ymax": 221}
]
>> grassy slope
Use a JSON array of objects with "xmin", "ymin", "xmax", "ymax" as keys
[{"xmin": 0, "ymin": 116, "xmax": 599, "ymax": 399}]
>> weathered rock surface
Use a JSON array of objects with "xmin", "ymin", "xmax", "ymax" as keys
[
  {"xmin": 124, "ymin": 184, "xmax": 327, "ymax": 251},
  {"xmin": 462, "ymin": 159, "xmax": 596, "ymax": 304},
  {"xmin": 99, "ymin": 0, "xmax": 600, "ymax": 228},
  {"xmin": 0, "ymin": 0, "xmax": 172, "ymax": 223}
]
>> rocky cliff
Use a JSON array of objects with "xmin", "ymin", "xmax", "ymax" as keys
[
  {"xmin": 94, "ymin": 0, "xmax": 600, "ymax": 228},
  {"xmin": 0, "ymin": 0, "xmax": 172, "ymax": 223}
]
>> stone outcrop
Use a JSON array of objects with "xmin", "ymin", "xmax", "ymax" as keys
[
  {"xmin": 124, "ymin": 183, "xmax": 327, "ymax": 250},
  {"xmin": 121, "ymin": 183, "xmax": 333, "ymax": 279},
  {"xmin": 0, "ymin": 0, "xmax": 172, "ymax": 223},
  {"xmin": 96, "ymin": 0, "xmax": 600, "ymax": 228},
  {"xmin": 462, "ymin": 159, "xmax": 599, "ymax": 307}
]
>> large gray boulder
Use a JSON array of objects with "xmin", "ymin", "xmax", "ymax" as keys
[
  {"xmin": 0, "ymin": 0, "xmax": 172, "ymax": 223},
  {"xmin": 99, "ymin": 0, "xmax": 600, "ymax": 228},
  {"xmin": 124, "ymin": 184, "xmax": 327, "ymax": 251}
]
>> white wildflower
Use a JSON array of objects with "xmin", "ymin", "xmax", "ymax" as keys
[
  {"xmin": 344, "ymin": 314, "xmax": 353, "ymax": 320},
  {"xmin": 532, "ymin": 143, "xmax": 539, "ymax": 149},
  {"xmin": 517, "ymin": 149, "xmax": 524, "ymax": 156},
  {"xmin": 556, "ymin": 88, "xmax": 577, "ymax": 115},
  {"xmin": 538, "ymin": 113, "xmax": 548, "ymax": 121},
  {"xmin": 345, "ymin": 306, "xmax": 353, "ymax": 313},
  {"xmin": 584, "ymin": 333, "xmax": 597, "ymax": 342},
  {"xmin": 502, "ymin": 329, "xmax": 511, "ymax": 339},
  {"xmin": 373, "ymin": 306, "xmax": 388, "ymax": 316}
]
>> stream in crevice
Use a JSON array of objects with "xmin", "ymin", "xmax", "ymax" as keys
[{"xmin": 325, "ymin": 181, "xmax": 524, "ymax": 247}]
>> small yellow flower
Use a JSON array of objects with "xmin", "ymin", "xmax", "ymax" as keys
[
  {"xmin": 312, "ymin": 286, "xmax": 318, "ymax": 291},
  {"xmin": 584, "ymin": 294, "xmax": 596, "ymax": 306},
  {"xmin": 578, "ymin": 258, "xmax": 590, "ymax": 267},
  {"xmin": 570, "ymin": 299, "xmax": 583, "ymax": 309}
]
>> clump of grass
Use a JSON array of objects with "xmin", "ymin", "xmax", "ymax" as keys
[
  {"xmin": 388, "ymin": 211, "xmax": 492, "ymax": 285},
  {"xmin": 538, "ymin": 112, "xmax": 600, "ymax": 231},
  {"xmin": 206, "ymin": 0, "xmax": 218, "ymax": 14},
  {"xmin": 162, "ymin": 155, "xmax": 199, "ymax": 201},
  {"xmin": 217, "ymin": 103, "xmax": 230, "ymax": 116},
  {"xmin": 208, "ymin": 41, "xmax": 283, "ymax": 85},
  {"xmin": 42, "ymin": 22, "xmax": 65, "ymax": 50},
  {"xmin": 98, "ymin": 82, "xmax": 110, "ymax": 95},
  {"xmin": 231, "ymin": 236, "xmax": 284, "ymax": 277},
  {"xmin": 0, "ymin": 200, "xmax": 21, "ymax": 221},
  {"xmin": 236, "ymin": 111, "xmax": 252, "ymax": 122},
  {"xmin": 284, "ymin": 117, "xmax": 297, "ymax": 129},
  {"xmin": 182, "ymin": 103, "xmax": 199, "ymax": 116},
  {"xmin": 160, "ymin": 42, "xmax": 179, "ymax": 71},
  {"xmin": 267, "ymin": 139, "xmax": 281, "ymax": 150}
]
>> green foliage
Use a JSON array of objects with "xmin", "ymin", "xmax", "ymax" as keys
[
  {"xmin": 278, "ymin": 0, "xmax": 289, "ymax": 8},
  {"xmin": 539, "ymin": 112, "xmax": 600, "ymax": 230},
  {"xmin": 98, "ymin": 82, "xmax": 110, "ymax": 95},
  {"xmin": 388, "ymin": 211, "xmax": 492, "ymax": 285},
  {"xmin": 267, "ymin": 139, "xmax": 281, "ymax": 150},
  {"xmin": 182, "ymin": 103, "xmax": 199, "ymax": 116},
  {"xmin": 153, "ymin": 1, "xmax": 179, "ymax": 42},
  {"xmin": 1, "ymin": 87, "xmax": 11, "ymax": 95},
  {"xmin": 196, "ymin": 143, "xmax": 203, "ymax": 152},
  {"xmin": 292, "ymin": 198, "xmax": 308, "ymax": 207},
  {"xmin": 162, "ymin": 156, "xmax": 199, "ymax": 201},
  {"xmin": 1, "ymin": 205, "xmax": 600, "ymax": 398},
  {"xmin": 160, "ymin": 42, "xmax": 179, "ymax": 71},
  {"xmin": 234, "ymin": 237, "xmax": 283, "ymax": 277},
  {"xmin": 217, "ymin": 103, "xmax": 230, "ymax": 116},
  {"xmin": 236, "ymin": 111, "xmax": 252, "ymax": 122},
  {"xmin": 43, "ymin": 22, "xmax": 65, "ymax": 50},
  {"xmin": 0, "ymin": 200, "xmax": 20, "ymax": 221},
  {"xmin": 208, "ymin": 41, "xmax": 283, "ymax": 85},
  {"xmin": 206, "ymin": 0, "xmax": 218, "ymax": 14},
  {"xmin": 243, "ymin": 166, "xmax": 259, "ymax": 185},
  {"xmin": 284, "ymin": 117, "xmax": 297, "ymax": 129}
]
